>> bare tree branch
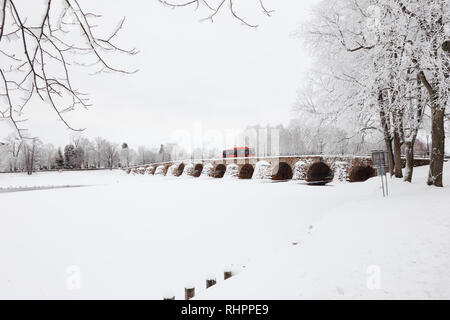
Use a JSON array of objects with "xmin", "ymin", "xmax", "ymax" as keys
[
  {"xmin": 0, "ymin": 0, "xmax": 136, "ymax": 139},
  {"xmin": 157, "ymin": 0, "xmax": 272, "ymax": 28}
]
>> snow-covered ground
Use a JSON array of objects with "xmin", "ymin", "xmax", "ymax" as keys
[
  {"xmin": 0, "ymin": 165, "xmax": 449, "ymax": 299},
  {"xmin": 0, "ymin": 170, "xmax": 124, "ymax": 190}
]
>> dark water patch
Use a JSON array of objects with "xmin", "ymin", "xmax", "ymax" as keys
[{"xmin": 0, "ymin": 185, "xmax": 89, "ymax": 194}]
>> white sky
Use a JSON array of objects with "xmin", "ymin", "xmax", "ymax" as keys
[{"xmin": 0, "ymin": 0, "xmax": 319, "ymax": 150}]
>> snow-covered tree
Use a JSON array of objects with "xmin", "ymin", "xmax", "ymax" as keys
[
  {"xmin": 103, "ymin": 141, "xmax": 119, "ymax": 170},
  {"xmin": 298, "ymin": 0, "xmax": 449, "ymax": 186},
  {"xmin": 55, "ymin": 148, "xmax": 64, "ymax": 169},
  {"xmin": 1, "ymin": 133, "xmax": 23, "ymax": 171},
  {"xmin": 22, "ymin": 138, "xmax": 42, "ymax": 175},
  {"xmin": 64, "ymin": 144, "xmax": 76, "ymax": 169},
  {"xmin": 39, "ymin": 143, "xmax": 57, "ymax": 170}
]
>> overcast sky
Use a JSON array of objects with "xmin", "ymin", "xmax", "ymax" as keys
[{"xmin": 0, "ymin": 0, "xmax": 319, "ymax": 150}]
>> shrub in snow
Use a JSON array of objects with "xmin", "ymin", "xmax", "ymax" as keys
[
  {"xmin": 154, "ymin": 165, "xmax": 166, "ymax": 176},
  {"xmin": 201, "ymin": 163, "xmax": 214, "ymax": 177},
  {"xmin": 292, "ymin": 160, "xmax": 312, "ymax": 180},
  {"xmin": 224, "ymin": 164, "xmax": 239, "ymax": 178},
  {"xmin": 253, "ymin": 161, "xmax": 272, "ymax": 179},
  {"xmin": 182, "ymin": 163, "xmax": 194, "ymax": 177},
  {"xmin": 333, "ymin": 161, "xmax": 349, "ymax": 182}
]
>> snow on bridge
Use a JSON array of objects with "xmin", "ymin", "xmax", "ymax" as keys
[{"xmin": 127, "ymin": 155, "xmax": 430, "ymax": 183}]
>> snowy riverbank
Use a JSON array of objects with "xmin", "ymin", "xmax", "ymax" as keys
[{"xmin": 0, "ymin": 164, "xmax": 448, "ymax": 299}]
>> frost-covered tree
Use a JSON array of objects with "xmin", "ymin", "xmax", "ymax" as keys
[
  {"xmin": 299, "ymin": 0, "xmax": 449, "ymax": 186},
  {"xmin": 39, "ymin": 143, "xmax": 56, "ymax": 170},
  {"xmin": 137, "ymin": 146, "xmax": 157, "ymax": 165},
  {"xmin": 22, "ymin": 138, "xmax": 42, "ymax": 175},
  {"xmin": 71, "ymin": 134, "xmax": 93, "ymax": 168},
  {"xmin": 93, "ymin": 137, "xmax": 106, "ymax": 168},
  {"xmin": 397, "ymin": 0, "xmax": 449, "ymax": 186},
  {"xmin": 55, "ymin": 148, "xmax": 64, "ymax": 169},
  {"xmin": 103, "ymin": 141, "xmax": 119, "ymax": 170},
  {"xmin": 1, "ymin": 133, "xmax": 23, "ymax": 171},
  {"xmin": 64, "ymin": 144, "xmax": 75, "ymax": 169},
  {"xmin": 159, "ymin": 144, "xmax": 166, "ymax": 162},
  {"xmin": 120, "ymin": 142, "xmax": 132, "ymax": 168}
]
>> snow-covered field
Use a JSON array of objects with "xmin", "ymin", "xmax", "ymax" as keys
[{"xmin": 0, "ymin": 165, "xmax": 449, "ymax": 299}]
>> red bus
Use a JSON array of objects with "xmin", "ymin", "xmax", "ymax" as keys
[{"xmin": 222, "ymin": 147, "xmax": 256, "ymax": 158}]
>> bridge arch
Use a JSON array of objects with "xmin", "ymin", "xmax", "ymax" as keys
[
  {"xmin": 239, "ymin": 164, "xmax": 254, "ymax": 179},
  {"xmin": 193, "ymin": 164, "xmax": 203, "ymax": 177},
  {"xmin": 272, "ymin": 162, "xmax": 293, "ymax": 180},
  {"xmin": 306, "ymin": 162, "xmax": 334, "ymax": 185},
  {"xmin": 214, "ymin": 164, "xmax": 226, "ymax": 178},
  {"xmin": 163, "ymin": 164, "xmax": 171, "ymax": 175},
  {"xmin": 348, "ymin": 165, "xmax": 375, "ymax": 182},
  {"xmin": 176, "ymin": 163, "xmax": 185, "ymax": 177}
]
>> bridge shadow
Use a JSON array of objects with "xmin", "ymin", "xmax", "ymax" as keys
[{"xmin": 295, "ymin": 181, "xmax": 335, "ymax": 187}]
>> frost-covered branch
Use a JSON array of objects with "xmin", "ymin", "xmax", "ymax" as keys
[{"xmin": 157, "ymin": 0, "xmax": 273, "ymax": 27}]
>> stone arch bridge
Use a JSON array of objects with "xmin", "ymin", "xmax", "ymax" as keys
[{"xmin": 127, "ymin": 155, "xmax": 430, "ymax": 183}]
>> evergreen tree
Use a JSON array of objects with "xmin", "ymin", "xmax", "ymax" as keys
[
  {"xmin": 64, "ymin": 145, "xmax": 76, "ymax": 169},
  {"xmin": 56, "ymin": 148, "xmax": 64, "ymax": 169},
  {"xmin": 159, "ymin": 144, "xmax": 165, "ymax": 162}
]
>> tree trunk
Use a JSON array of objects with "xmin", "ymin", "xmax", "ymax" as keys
[
  {"xmin": 403, "ymin": 74, "xmax": 425, "ymax": 183},
  {"xmin": 404, "ymin": 139, "xmax": 415, "ymax": 182},
  {"xmin": 29, "ymin": 142, "xmax": 35, "ymax": 175},
  {"xmin": 419, "ymin": 72, "xmax": 446, "ymax": 187},
  {"xmin": 427, "ymin": 107, "xmax": 445, "ymax": 187},
  {"xmin": 393, "ymin": 128, "xmax": 403, "ymax": 178}
]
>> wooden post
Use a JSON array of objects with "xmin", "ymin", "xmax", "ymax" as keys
[
  {"xmin": 206, "ymin": 278, "xmax": 216, "ymax": 289},
  {"xmin": 163, "ymin": 292, "xmax": 175, "ymax": 300},
  {"xmin": 224, "ymin": 270, "xmax": 232, "ymax": 280},
  {"xmin": 185, "ymin": 286, "xmax": 195, "ymax": 300}
]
